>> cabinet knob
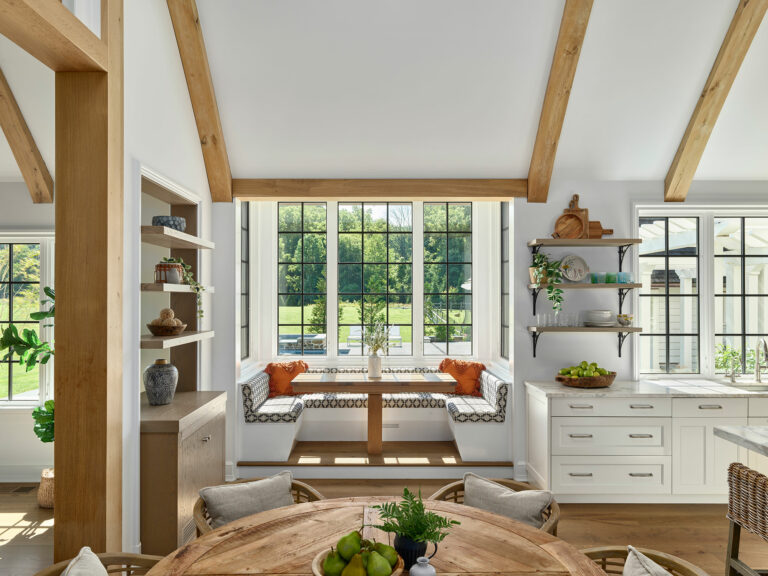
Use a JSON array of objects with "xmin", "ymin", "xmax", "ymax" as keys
[{"xmin": 202, "ymin": 435, "xmax": 212, "ymax": 443}]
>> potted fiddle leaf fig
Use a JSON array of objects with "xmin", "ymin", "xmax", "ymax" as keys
[{"xmin": 0, "ymin": 287, "xmax": 55, "ymax": 508}]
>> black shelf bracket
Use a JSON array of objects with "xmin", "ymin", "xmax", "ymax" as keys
[
  {"xmin": 618, "ymin": 288, "xmax": 631, "ymax": 314},
  {"xmin": 531, "ymin": 332, "xmax": 541, "ymax": 358},
  {"xmin": 618, "ymin": 244, "xmax": 633, "ymax": 271},
  {"xmin": 618, "ymin": 331, "xmax": 632, "ymax": 357},
  {"xmin": 530, "ymin": 244, "xmax": 542, "ymax": 256},
  {"xmin": 531, "ymin": 286, "xmax": 542, "ymax": 315}
]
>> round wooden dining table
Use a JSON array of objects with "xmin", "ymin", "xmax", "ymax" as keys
[{"xmin": 147, "ymin": 497, "xmax": 605, "ymax": 576}]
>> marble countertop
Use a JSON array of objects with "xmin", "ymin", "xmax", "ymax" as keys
[
  {"xmin": 714, "ymin": 426, "xmax": 768, "ymax": 456},
  {"xmin": 524, "ymin": 379, "xmax": 768, "ymax": 398}
]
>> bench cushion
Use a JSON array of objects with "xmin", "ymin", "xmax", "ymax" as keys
[
  {"xmin": 242, "ymin": 372, "xmax": 304, "ymax": 423},
  {"xmin": 302, "ymin": 393, "xmax": 368, "ymax": 409},
  {"xmin": 384, "ymin": 392, "xmax": 447, "ymax": 409},
  {"xmin": 446, "ymin": 371, "xmax": 508, "ymax": 423}
]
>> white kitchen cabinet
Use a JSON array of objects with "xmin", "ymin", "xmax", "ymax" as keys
[{"xmin": 672, "ymin": 418, "xmax": 746, "ymax": 495}]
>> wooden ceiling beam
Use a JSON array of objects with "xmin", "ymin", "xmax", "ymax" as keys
[
  {"xmin": 232, "ymin": 178, "xmax": 528, "ymax": 201},
  {"xmin": 527, "ymin": 0, "xmax": 592, "ymax": 203},
  {"xmin": 665, "ymin": 0, "xmax": 768, "ymax": 202},
  {"xmin": 167, "ymin": 0, "xmax": 232, "ymax": 202},
  {"xmin": 0, "ymin": 0, "xmax": 107, "ymax": 72},
  {"xmin": 0, "ymin": 67, "xmax": 53, "ymax": 203}
]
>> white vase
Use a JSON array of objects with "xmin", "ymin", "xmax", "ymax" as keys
[{"xmin": 368, "ymin": 354, "xmax": 382, "ymax": 378}]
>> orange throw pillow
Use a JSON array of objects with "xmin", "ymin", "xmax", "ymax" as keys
[
  {"xmin": 439, "ymin": 358, "xmax": 486, "ymax": 397},
  {"xmin": 265, "ymin": 361, "xmax": 308, "ymax": 397}
]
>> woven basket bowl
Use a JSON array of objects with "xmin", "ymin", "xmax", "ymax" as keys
[
  {"xmin": 556, "ymin": 371, "xmax": 616, "ymax": 389},
  {"xmin": 146, "ymin": 323, "xmax": 187, "ymax": 337},
  {"xmin": 312, "ymin": 550, "xmax": 404, "ymax": 576}
]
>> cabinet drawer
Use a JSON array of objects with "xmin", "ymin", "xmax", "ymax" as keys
[
  {"xmin": 551, "ymin": 417, "xmax": 671, "ymax": 456},
  {"xmin": 551, "ymin": 456, "xmax": 671, "ymax": 494},
  {"xmin": 552, "ymin": 397, "xmax": 671, "ymax": 417},
  {"xmin": 673, "ymin": 398, "xmax": 747, "ymax": 418},
  {"xmin": 750, "ymin": 398, "xmax": 768, "ymax": 417}
]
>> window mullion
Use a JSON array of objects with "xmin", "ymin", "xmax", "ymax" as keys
[
  {"xmin": 413, "ymin": 202, "xmax": 424, "ymax": 363},
  {"xmin": 327, "ymin": 202, "xmax": 339, "ymax": 361}
]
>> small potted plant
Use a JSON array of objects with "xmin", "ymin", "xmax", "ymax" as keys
[
  {"xmin": 530, "ymin": 252, "xmax": 565, "ymax": 313},
  {"xmin": 371, "ymin": 488, "xmax": 459, "ymax": 570},
  {"xmin": 160, "ymin": 256, "xmax": 205, "ymax": 318},
  {"xmin": 363, "ymin": 321, "xmax": 389, "ymax": 378}
]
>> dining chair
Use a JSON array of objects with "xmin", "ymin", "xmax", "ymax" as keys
[
  {"xmin": 726, "ymin": 462, "xmax": 768, "ymax": 576},
  {"xmin": 33, "ymin": 553, "xmax": 163, "ymax": 576},
  {"xmin": 193, "ymin": 477, "xmax": 325, "ymax": 535},
  {"xmin": 582, "ymin": 547, "xmax": 708, "ymax": 576},
  {"xmin": 428, "ymin": 478, "xmax": 560, "ymax": 535}
]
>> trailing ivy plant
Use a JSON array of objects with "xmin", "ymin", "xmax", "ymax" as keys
[
  {"xmin": 532, "ymin": 252, "xmax": 565, "ymax": 313},
  {"xmin": 161, "ymin": 256, "xmax": 205, "ymax": 318},
  {"xmin": 371, "ymin": 488, "xmax": 459, "ymax": 543}
]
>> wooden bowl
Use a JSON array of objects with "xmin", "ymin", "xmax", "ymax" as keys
[
  {"xmin": 312, "ymin": 550, "xmax": 404, "ymax": 576},
  {"xmin": 556, "ymin": 371, "xmax": 616, "ymax": 389},
  {"xmin": 146, "ymin": 323, "xmax": 187, "ymax": 337}
]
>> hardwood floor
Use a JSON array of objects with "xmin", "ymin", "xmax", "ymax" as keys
[
  {"xmin": 4, "ymin": 479, "xmax": 768, "ymax": 576},
  {"xmin": 0, "ymin": 484, "xmax": 53, "ymax": 576}
]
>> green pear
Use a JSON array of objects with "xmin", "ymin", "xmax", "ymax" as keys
[
  {"xmin": 361, "ymin": 550, "xmax": 371, "ymax": 569},
  {"xmin": 323, "ymin": 548, "xmax": 347, "ymax": 576},
  {"xmin": 337, "ymin": 532, "xmax": 362, "ymax": 561},
  {"xmin": 373, "ymin": 543, "xmax": 398, "ymax": 568},
  {"xmin": 366, "ymin": 551, "xmax": 393, "ymax": 576},
  {"xmin": 341, "ymin": 554, "xmax": 366, "ymax": 576}
]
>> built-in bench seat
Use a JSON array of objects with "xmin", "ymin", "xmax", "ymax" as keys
[{"xmin": 239, "ymin": 367, "xmax": 510, "ymax": 463}]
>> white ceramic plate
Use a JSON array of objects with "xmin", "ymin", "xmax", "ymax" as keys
[{"xmin": 561, "ymin": 254, "xmax": 589, "ymax": 282}]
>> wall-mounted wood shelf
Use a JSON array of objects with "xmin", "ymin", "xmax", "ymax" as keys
[
  {"xmin": 140, "ymin": 330, "xmax": 214, "ymax": 350},
  {"xmin": 141, "ymin": 226, "xmax": 215, "ymax": 250},
  {"xmin": 528, "ymin": 238, "xmax": 643, "ymax": 248},
  {"xmin": 526, "ymin": 326, "xmax": 642, "ymax": 358},
  {"xmin": 141, "ymin": 283, "xmax": 214, "ymax": 294}
]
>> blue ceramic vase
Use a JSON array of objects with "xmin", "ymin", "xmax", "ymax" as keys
[{"xmin": 143, "ymin": 359, "xmax": 178, "ymax": 405}]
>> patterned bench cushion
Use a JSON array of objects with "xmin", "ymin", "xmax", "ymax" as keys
[
  {"xmin": 302, "ymin": 393, "xmax": 368, "ymax": 409},
  {"xmin": 446, "ymin": 371, "xmax": 509, "ymax": 423},
  {"xmin": 242, "ymin": 372, "xmax": 304, "ymax": 423},
  {"xmin": 384, "ymin": 392, "xmax": 447, "ymax": 409}
]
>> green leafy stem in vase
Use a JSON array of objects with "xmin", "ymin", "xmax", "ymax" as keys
[
  {"xmin": 532, "ymin": 252, "xmax": 564, "ymax": 313},
  {"xmin": 161, "ymin": 257, "xmax": 205, "ymax": 318},
  {"xmin": 371, "ymin": 488, "xmax": 459, "ymax": 543}
]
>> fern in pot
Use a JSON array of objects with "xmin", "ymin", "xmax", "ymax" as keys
[
  {"xmin": 363, "ymin": 321, "xmax": 389, "ymax": 378},
  {"xmin": 372, "ymin": 488, "xmax": 459, "ymax": 570}
]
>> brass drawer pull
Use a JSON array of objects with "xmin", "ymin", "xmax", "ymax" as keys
[
  {"xmin": 698, "ymin": 404, "xmax": 723, "ymax": 410},
  {"xmin": 568, "ymin": 433, "xmax": 593, "ymax": 438},
  {"xmin": 629, "ymin": 434, "xmax": 653, "ymax": 439},
  {"xmin": 630, "ymin": 404, "xmax": 654, "ymax": 409},
  {"xmin": 568, "ymin": 404, "xmax": 594, "ymax": 409},
  {"xmin": 569, "ymin": 472, "xmax": 593, "ymax": 477},
  {"xmin": 629, "ymin": 473, "xmax": 653, "ymax": 478},
  {"xmin": 202, "ymin": 435, "xmax": 212, "ymax": 443}
]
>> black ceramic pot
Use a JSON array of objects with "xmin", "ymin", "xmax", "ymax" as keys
[{"xmin": 393, "ymin": 535, "xmax": 437, "ymax": 571}]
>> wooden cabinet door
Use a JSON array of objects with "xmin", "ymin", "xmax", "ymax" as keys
[{"xmin": 672, "ymin": 417, "xmax": 746, "ymax": 495}]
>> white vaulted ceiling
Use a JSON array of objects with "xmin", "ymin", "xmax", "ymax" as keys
[{"xmin": 0, "ymin": 0, "xmax": 766, "ymax": 183}]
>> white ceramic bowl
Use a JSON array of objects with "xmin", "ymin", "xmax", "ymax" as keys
[{"xmin": 584, "ymin": 310, "xmax": 613, "ymax": 323}]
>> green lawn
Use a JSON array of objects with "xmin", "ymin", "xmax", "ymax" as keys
[{"xmin": 0, "ymin": 363, "xmax": 40, "ymax": 400}]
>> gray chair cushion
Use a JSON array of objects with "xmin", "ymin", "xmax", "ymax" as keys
[
  {"xmin": 199, "ymin": 471, "xmax": 295, "ymax": 529},
  {"xmin": 623, "ymin": 546, "xmax": 672, "ymax": 576},
  {"xmin": 63, "ymin": 547, "xmax": 108, "ymax": 576},
  {"xmin": 463, "ymin": 473, "xmax": 552, "ymax": 529}
]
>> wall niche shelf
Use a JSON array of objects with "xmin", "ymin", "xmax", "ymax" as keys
[
  {"xmin": 141, "ymin": 225, "xmax": 215, "ymax": 250},
  {"xmin": 527, "ymin": 326, "xmax": 642, "ymax": 358},
  {"xmin": 140, "ymin": 330, "xmax": 215, "ymax": 350},
  {"xmin": 527, "ymin": 237, "xmax": 643, "ymax": 357},
  {"xmin": 141, "ymin": 283, "xmax": 215, "ymax": 294}
]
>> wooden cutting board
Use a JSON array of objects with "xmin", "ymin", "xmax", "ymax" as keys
[
  {"xmin": 588, "ymin": 221, "xmax": 614, "ymax": 238},
  {"xmin": 552, "ymin": 194, "xmax": 588, "ymax": 239}
]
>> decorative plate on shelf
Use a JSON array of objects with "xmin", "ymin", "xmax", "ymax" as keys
[{"xmin": 560, "ymin": 254, "xmax": 589, "ymax": 282}]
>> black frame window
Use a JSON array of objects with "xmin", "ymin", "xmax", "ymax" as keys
[
  {"xmin": 714, "ymin": 217, "xmax": 768, "ymax": 373},
  {"xmin": 500, "ymin": 202, "xmax": 510, "ymax": 359},
  {"xmin": 338, "ymin": 203, "xmax": 413, "ymax": 356},
  {"xmin": 0, "ymin": 243, "xmax": 42, "ymax": 400},
  {"xmin": 423, "ymin": 202, "xmax": 473, "ymax": 356},
  {"xmin": 278, "ymin": 203, "xmax": 328, "ymax": 355},
  {"xmin": 638, "ymin": 217, "xmax": 700, "ymax": 374},
  {"xmin": 240, "ymin": 203, "xmax": 250, "ymax": 360}
]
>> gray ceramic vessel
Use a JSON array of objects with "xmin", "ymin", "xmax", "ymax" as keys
[{"xmin": 143, "ymin": 359, "xmax": 178, "ymax": 405}]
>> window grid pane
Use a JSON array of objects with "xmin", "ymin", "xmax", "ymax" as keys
[
  {"xmin": 638, "ymin": 217, "xmax": 699, "ymax": 374},
  {"xmin": 424, "ymin": 202, "xmax": 472, "ymax": 356},
  {"xmin": 338, "ymin": 203, "xmax": 413, "ymax": 356},
  {"xmin": 278, "ymin": 203, "xmax": 328, "ymax": 356},
  {"xmin": 714, "ymin": 216, "xmax": 768, "ymax": 373},
  {"xmin": 0, "ymin": 243, "xmax": 42, "ymax": 400}
]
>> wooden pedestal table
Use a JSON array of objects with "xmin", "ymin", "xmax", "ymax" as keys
[
  {"xmin": 147, "ymin": 497, "xmax": 605, "ymax": 576},
  {"xmin": 290, "ymin": 372, "xmax": 457, "ymax": 455}
]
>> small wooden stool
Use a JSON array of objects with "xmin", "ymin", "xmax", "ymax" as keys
[{"xmin": 726, "ymin": 463, "xmax": 768, "ymax": 576}]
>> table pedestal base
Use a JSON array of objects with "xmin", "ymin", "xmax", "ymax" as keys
[{"xmin": 368, "ymin": 393, "xmax": 383, "ymax": 454}]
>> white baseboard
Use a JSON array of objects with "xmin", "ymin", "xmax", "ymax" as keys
[
  {"xmin": 225, "ymin": 461, "xmax": 237, "ymax": 482},
  {"xmin": 553, "ymin": 493, "xmax": 729, "ymax": 504},
  {"xmin": 0, "ymin": 464, "xmax": 50, "ymax": 483},
  {"xmin": 513, "ymin": 461, "xmax": 528, "ymax": 483}
]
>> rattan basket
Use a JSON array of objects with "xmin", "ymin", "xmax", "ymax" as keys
[
  {"xmin": 38, "ymin": 468, "xmax": 54, "ymax": 509},
  {"xmin": 556, "ymin": 371, "xmax": 616, "ymax": 389},
  {"xmin": 146, "ymin": 323, "xmax": 187, "ymax": 337}
]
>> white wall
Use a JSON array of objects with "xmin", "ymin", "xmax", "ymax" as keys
[
  {"xmin": 511, "ymin": 179, "xmax": 768, "ymax": 479},
  {"xmin": 0, "ymin": 182, "xmax": 55, "ymax": 481},
  {"xmin": 123, "ymin": 0, "xmax": 212, "ymax": 553}
]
